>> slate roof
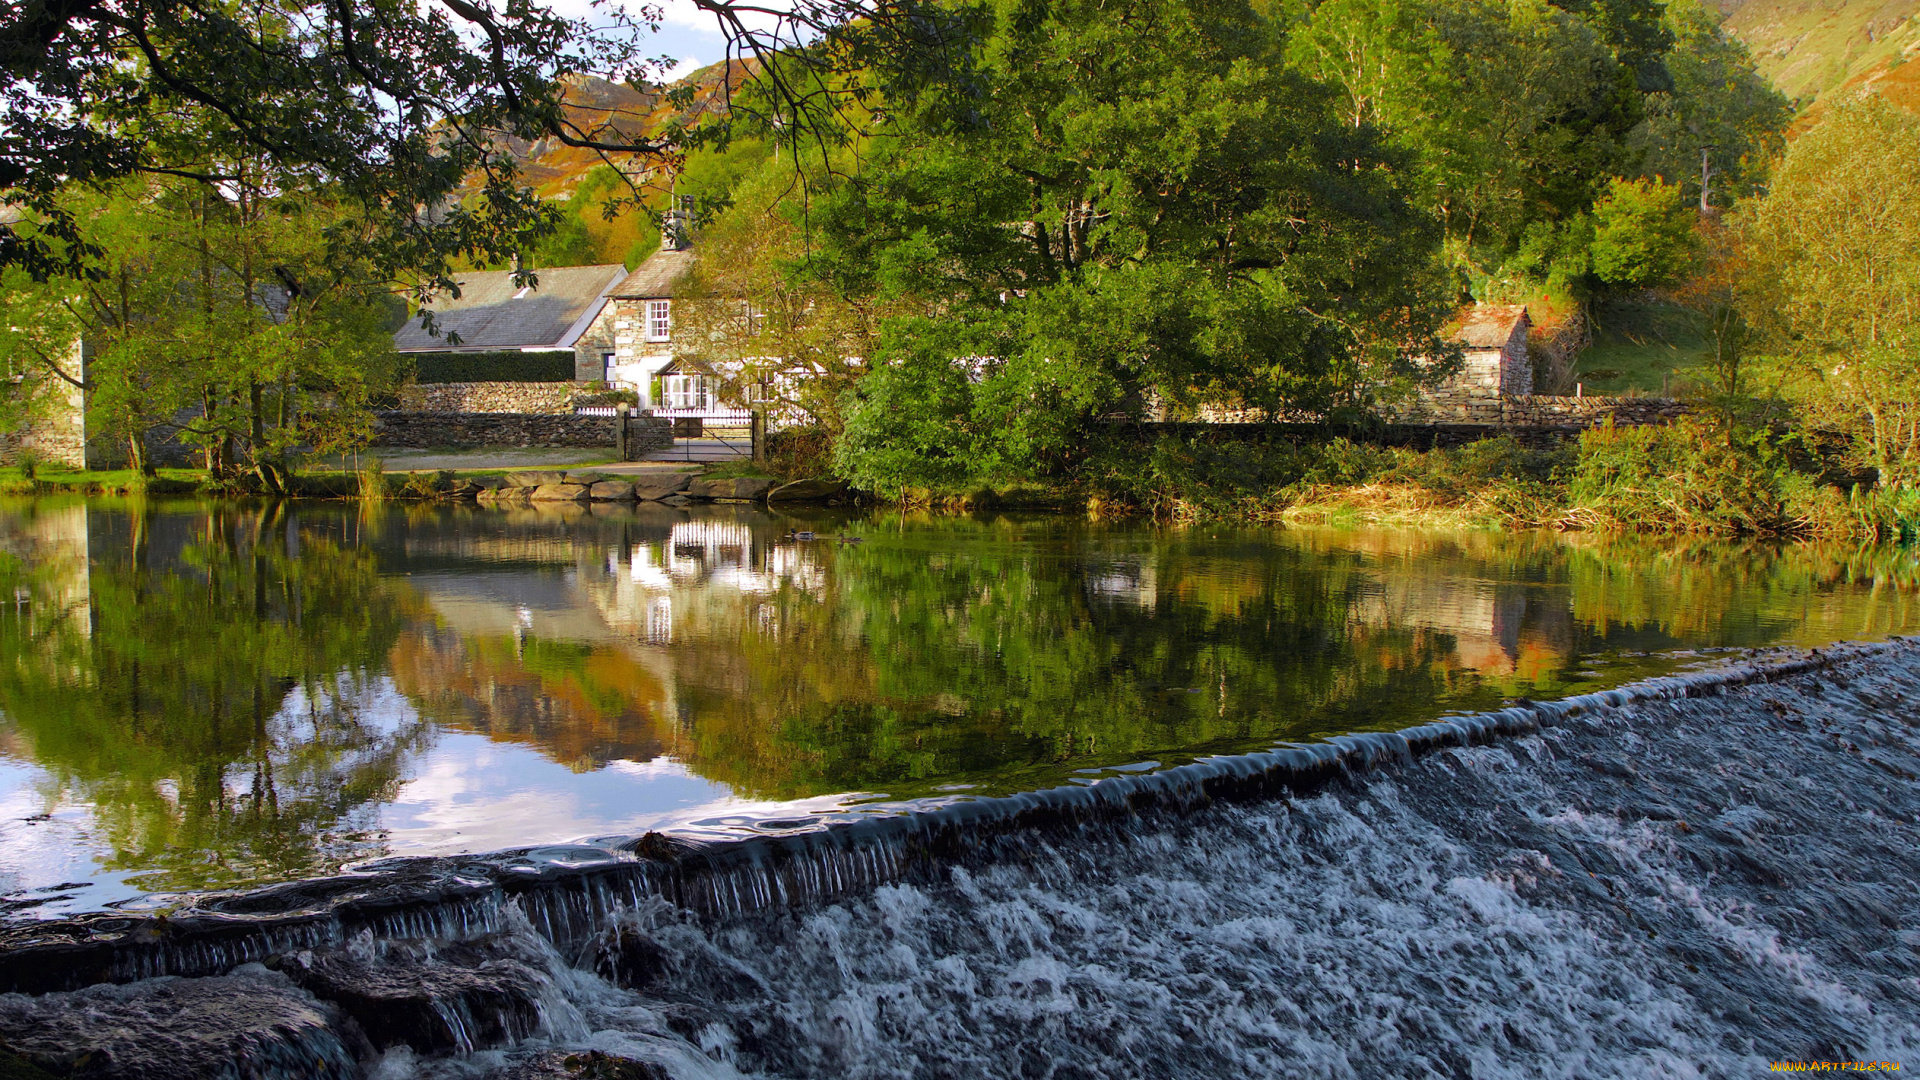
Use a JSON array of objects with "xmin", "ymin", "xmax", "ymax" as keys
[
  {"xmin": 1449, "ymin": 304, "xmax": 1530, "ymax": 349},
  {"xmin": 393, "ymin": 263, "xmax": 627, "ymax": 352},
  {"xmin": 609, "ymin": 248, "xmax": 695, "ymax": 299}
]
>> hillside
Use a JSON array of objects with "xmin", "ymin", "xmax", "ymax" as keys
[
  {"xmin": 1716, "ymin": 0, "xmax": 1920, "ymax": 108},
  {"xmin": 503, "ymin": 65, "xmax": 745, "ymax": 199}
]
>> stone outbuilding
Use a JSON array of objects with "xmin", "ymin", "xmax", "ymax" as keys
[{"xmin": 1442, "ymin": 304, "xmax": 1533, "ymax": 397}]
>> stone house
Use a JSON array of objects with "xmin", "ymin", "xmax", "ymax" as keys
[
  {"xmin": 585, "ymin": 244, "xmax": 701, "ymax": 413},
  {"xmin": 1440, "ymin": 304, "xmax": 1533, "ymax": 398},
  {"xmin": 393, "ymin": 263, "xmax": 629, "ymax": 372},
  {"xmin": 392, "ymin": 235, "xmax": 732, "ymax": 419}
]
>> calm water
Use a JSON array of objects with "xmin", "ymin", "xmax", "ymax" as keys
[{"xmin": 2, "ymin": 496, "xmax": 1918, "ymax": 918}]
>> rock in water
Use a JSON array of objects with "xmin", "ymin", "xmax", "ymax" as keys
[
  {"xmin": 493, "ymin": 1050, "xmax": 669, "ymax": 1079},
  {"xmin": 506, "ymin": 470, "xmax": 566, "ymax": 489},
  {"xmin": 279, "ymin": 951, "xmax": 547, "ymax": 1055},
  {"xmin": 0, "ymin": 969, "xmax": 361, "ymax": 1080},
  {"xmin": 529, "ymin": 483, "xmax": 590, "ymax": 502},
  {"xmin": 687, "ymin": 477, "xmax": 775, "ymax": 501},
  {"xmin": 630, "ymin": 474, "xmax": 692, "ymax": 501},
  {"xmin": 588, "ymin": 480, "xmax": 637, "ymax": 502},
  {"xmin": 587, "ymin": 925, "xmax": 669, "ymax": 991},
  {"xmin": 767, "ymin": 478, "xmax": 847, "ymax": 502}
]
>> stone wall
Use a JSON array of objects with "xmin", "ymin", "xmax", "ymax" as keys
[
  {"xmin": 573, "ymin": 304, "xmax": 620, "ymax": 383},
  {"xmin": 396, "ymin": 382, "xmax": 580, "ymax": 414},
  {"xmin": 1193, "ymin": 392, "xmax": 1686, "ymax": 430},
  {"xmin": 1397, "ymin": 393, "xmax": 1688, "ymax": 427},
  {"xmin": 0, "ymin": 364, "xmax": 90, "ymax": 469},
  {"xmin": 371, "ymin": 411, "xmax": 673, "ymax": 455}
]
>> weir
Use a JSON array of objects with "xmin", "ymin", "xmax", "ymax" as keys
[{"xmin": 1, "ymin": 637, "xmax": 1900, "ymax": 998}]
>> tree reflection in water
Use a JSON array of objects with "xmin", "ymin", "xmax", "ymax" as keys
[
  {"xmin": 4, "ymin": 499, "xmax": 1920, "ymax": 906},
  {"xmin": 0, "ymin": 499, "xmax": 427, "ymax": 894}
]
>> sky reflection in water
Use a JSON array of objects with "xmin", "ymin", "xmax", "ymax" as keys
[{"xmin": 2, "ymin": 495, "xmax": 1919, "ymax": 917}]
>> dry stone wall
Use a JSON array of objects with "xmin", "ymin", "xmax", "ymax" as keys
[
  {"xmin": 396, "ymin": 382, "xmax": 579, "ymax": 414},
  {"xmin": 1395, "ymin": 393, "xmax": 1688, "ymax": 428},
  {"xmin": 1193, "ymin": 393, "xmax": 1687, "ymax": 431},
  {"xmin": 371, "ymin": 412, "xmax": 673, "ymax": 454}
]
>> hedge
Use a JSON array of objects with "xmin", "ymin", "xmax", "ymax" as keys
[{"xmin": 405, "ymin": 350, "xmax": 577, "ymax": 383}]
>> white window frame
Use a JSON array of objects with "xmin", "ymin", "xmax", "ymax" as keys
[
  {"xmin": 661, "ymin": 373, "xmax": 708, "ymax": 411},
  {"xmin": 645, "ymin": 299, "xmax": 671, "ymax": 342}
]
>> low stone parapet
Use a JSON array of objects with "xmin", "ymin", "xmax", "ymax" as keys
[
  {"xmin": 371, "ymin": 411, "xmax": 672, "ymax": 456},
  {"xmin": 395, "ymin": 382, "xmax": 580, "ymax": 414},
  {"xmin": 1393, "ymin": 393, "xmax": 1688, "ymax": 428}
]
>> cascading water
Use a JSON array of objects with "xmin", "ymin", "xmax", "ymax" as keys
[{"xmin": 2, "ymin": 640, "xmax": 1917, "ymax": 1078}]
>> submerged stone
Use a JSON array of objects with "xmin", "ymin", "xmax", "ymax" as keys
[
  {"xmin": 529, "ymin": 482, "xmax": 590, "ymax": 503},
  {"xmin": 587, "ymin": 925, "xmax": 668, "ymax": 991},
  {"xmin": 687, "ymin": 477, "xmax": 774, "ymax": 501},
  {"xmin": 766, "ymin": 478, "xmax": 848, "ymax": 502},
  {"xmin": 588, "ymin": 480, "xmax": 637, "ymax": 502},
  {"xmin": 0, "ymin": 969, "xmax": 360, "ymax": 1080},
  {"xmin": 277, "ymin": 950, "xmax": 546, "ymax": 1055},
  {"xmin": 491, "ymin": 1050, "xmax": 668, "ymax": 1079},
  {"xmin": 630, "ymin": 474, "xmax": 691, "ymax": 501}
]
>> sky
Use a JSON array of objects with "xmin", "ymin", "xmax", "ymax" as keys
[{"xmin": 548, "ymin": 0, "xmax": 789, "ymax": 83}]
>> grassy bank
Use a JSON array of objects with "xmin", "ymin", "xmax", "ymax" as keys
[
  {"xmin": 1066, "ymin": 420, "xmax": 1909, "ymax": 540},
  {"xmin": 8, "ymin": 423, "xmax": 1907, "ymax": 543},
  {"xmin": 0, "ymin": 455, "xmax": 736, "ymax": 500}
]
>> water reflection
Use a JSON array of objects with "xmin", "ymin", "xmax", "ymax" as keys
[{"xmin": 3, "ymin": 497, "xmax": 1918, "ymax": 915}]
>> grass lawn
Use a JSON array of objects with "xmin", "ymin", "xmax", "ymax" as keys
[
  {"xmin": 0, "ymin": 446, "xmax": 743, "ymax": 498},
  {"xmin": 698, "ymin": 459, "xmax": 781, "ymax": 481},
  {"xmin": 0, "ymin": 466, "xmax": 205, "ymax": 495},
  {"xmin": 1574, "ymin": 299, "xmax": 1709, "ymax": 396}
]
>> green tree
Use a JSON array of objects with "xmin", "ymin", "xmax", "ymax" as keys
[
  {"xmin": 1740, "ymin": 98, "xmax": 1920, "ymax": 484},
  {"xmin": 2, "ymin": 171, "xmax": 403, "ymax": 485},
  {"xmin": 817, "ymin": 0, "xmax": 1454, "ymax": 491},
  {"xmin": 1286, "ymin": 0, "xmax": 1621, "ymax": 253},
  {"xmin": 1589, "ymin": 175, "xmax": 1696, "ymax": 288},
  {"xmin": 1282, "ymin": 0, "xmax": 1784, "ymax": 291},
  {"xmin": 528, "ymin": 165, "xmax": 669, "ymax": 271},
  {"xmin": 0, "ymin": 0, "xmax": 956, "ymax": 290},
  {"xmin": 672, "ymin": 162, "xmax": 919, "ymax": 446},
  {"xmin": 1627, "ymin": 0, "xmax": 1790, "ymax": 209}
]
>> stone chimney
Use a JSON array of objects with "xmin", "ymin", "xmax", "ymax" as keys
[{"xmin": 663, "ymin": 194, "xmax": 694, "ymax": 251}]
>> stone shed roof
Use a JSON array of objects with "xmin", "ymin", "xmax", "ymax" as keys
[
  {"xmin": 1448, "ymin": 304, "xmax": 1530, "ymax": 349},
  {"xmin": 609, "ymin": 247, "xmax": 695, "ymax": 299},
  {"xmin": 393, "ymin": 263, "xmax": 627, "ymax": 352}
]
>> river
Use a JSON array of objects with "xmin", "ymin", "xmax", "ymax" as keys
[{"xmin": 0, "ymin": 497, "xmax": 1914, "ymax": 1078}]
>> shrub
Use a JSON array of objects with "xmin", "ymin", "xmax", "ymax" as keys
[
  {"xmin": 1565, "ymin": 420, "xmax": 1793, "ymax": 535},
  {"xmin": 357, "ymin": 456, "xmax": 388, "ymax": 501},
  {"xmin": 573, "ymin": 388, "xmax": 641, "ymax": 408},
  {"xmin": 1384, "ymin": 436, "xmax": 1570, "ymax": 500},
  {"xmin": 405, "ymin": 351, "xmax": 576, "ymax": 383},
  {"xmin": 765, "ymin": 427, "xmax": 835, "ymax": 479},
  {"xmin": 832, "ymin": 326, "xmax": 991, "ymax": 497},
  {"xmin": 1590, "ymin": 177, "xmax": 1697, "ymax": 289}
]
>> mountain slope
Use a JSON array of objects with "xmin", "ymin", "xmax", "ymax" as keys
[{"xmin": 1715, "ymin": 0, "xmax": 1920, "ymax": 107}]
